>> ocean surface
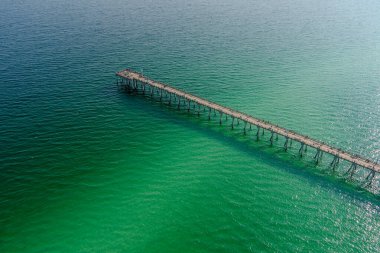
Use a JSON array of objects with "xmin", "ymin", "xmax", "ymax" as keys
[{"xmin": 1, "ymin": 0, "xmax": 380, "ymax": 252}]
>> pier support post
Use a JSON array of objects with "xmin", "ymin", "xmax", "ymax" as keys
[
  {"xmin": 336, "ymin": 156, "xmax": 340, "ymax": 167},
  {"xmin": 346, "ymin": 162, "xmax": 357, "ymax": 179},
  {"xmin": 299, "ymin": 143, "xmax": 305, "ymax": 157},
  {"xmin": 364, "ymin": 170, "xmax": 376, "ymax": 187},
  {"xmin": 314, "ymin": 149, "xmax": 320, "ymax": 160},
  {"xmin": 256, "ymin": 126, "xmax": 260, "ymax": 141},
  {"xmin": 330, "ymin": 156, "xmax": 340, "ymax": 171},
  {"xmin": 119, "ymin": 78, "xmax": 123, "ymax": 88},
  {"xmin": 231, "ymin": 117, "xmax": 235, "ymax": 129},
  {"xmin": 314, "ymin": 149, "xmax": 323, "ymax": 164},
  {"xmin": 284, "ymin": 137, "xmax": 289, "ymax": 151},
  {"xmin": 208, "ymin": 108, "xmax": 211, "ymax": 120},
  {"xmin": 219, "ymin": 112, "xmax": 223, "ymax": 125},
  {"xmin": 244, "ymin": 122, "xmax": 247, "ymax": 135},
  {"xmin": 150, "ymin": 86, "xmax": 154, "ymax": 97},
  {"xmin": 350, "ymin": 163, "xmax": 357, "ymax": 179},
  {"xmin": 270, "ymin": 132, "xmax": 274, "ymax": 146}
]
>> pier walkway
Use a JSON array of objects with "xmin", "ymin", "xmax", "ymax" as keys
[{"xmin": 116, "ymin": 69, "xmax": 379, "ymax": 184}]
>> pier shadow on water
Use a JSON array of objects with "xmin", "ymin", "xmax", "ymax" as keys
[{"xmin": 118, "ymin": 87, "xmax": 380, "ymax": 203}]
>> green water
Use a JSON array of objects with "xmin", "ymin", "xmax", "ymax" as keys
[{"xmin": 1, "ymin": 0, "xmax": 380, "ymax": 252}]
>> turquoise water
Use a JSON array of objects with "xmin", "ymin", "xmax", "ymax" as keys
[{"xmin": 1, "ymin": 0, "xmax": 380, "ymax": 252}]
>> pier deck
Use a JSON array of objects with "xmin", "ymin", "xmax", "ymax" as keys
[{"xmin": 116, "ymin": 69, "xmax": 380, "ymax": 176}]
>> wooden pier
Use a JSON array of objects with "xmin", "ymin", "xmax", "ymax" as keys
[{"xmin": 116, "ymin": 69, "xmax": 379, "ymax": 186}]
